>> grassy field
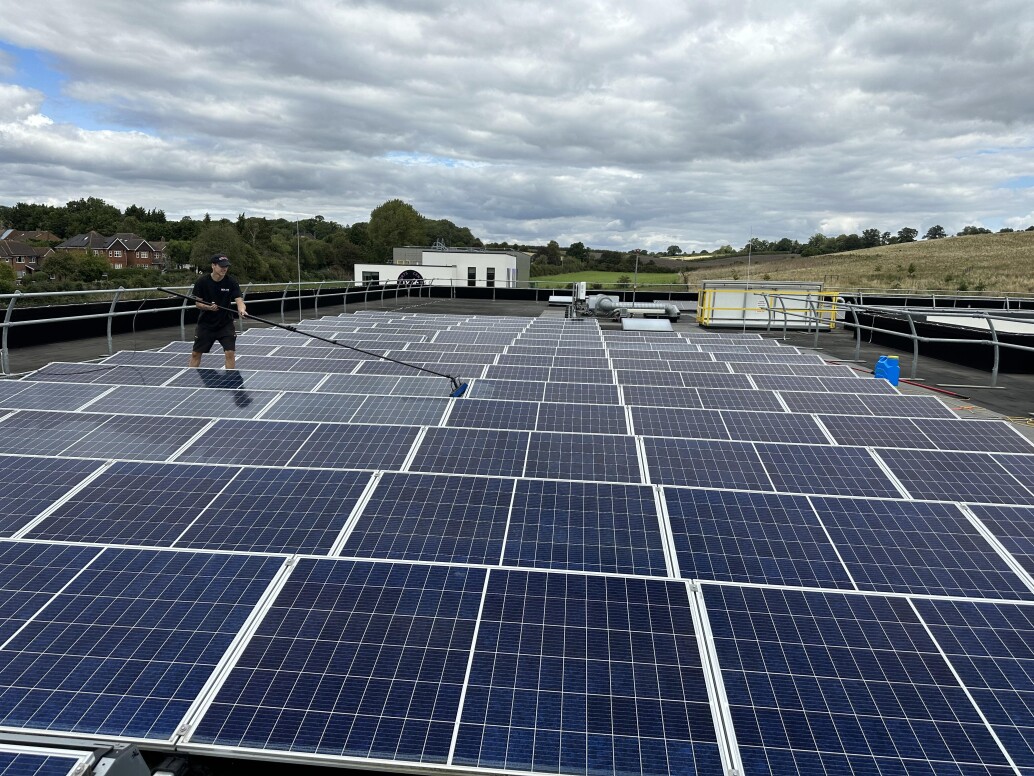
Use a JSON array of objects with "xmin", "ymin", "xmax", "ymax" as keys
[{"xmin": 675, "ymin": 231, "xmax": 1034, "ymax": 293}]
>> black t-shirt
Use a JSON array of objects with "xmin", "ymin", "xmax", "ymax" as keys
[{"xmin": 192, "ymin": 274, "xmax": 242, "ymax": 329}]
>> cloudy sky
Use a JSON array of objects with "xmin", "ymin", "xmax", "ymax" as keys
[{"xmin": 1, "ymin": 0, "xmax": 1032, "ymax": 251}]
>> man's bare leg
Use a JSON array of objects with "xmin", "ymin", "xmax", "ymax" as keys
[
  {"xmin": 189, "ymin": 352, "xmax": 202, "ymax": 368},
  {"xmin": 224, "ymin": 351, "xmax": 236, "ymax": 369}
]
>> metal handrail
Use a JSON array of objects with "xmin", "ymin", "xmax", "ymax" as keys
[{"xmin": 763, "ymin": 292, "xmax": 1034, "ymax": 388}]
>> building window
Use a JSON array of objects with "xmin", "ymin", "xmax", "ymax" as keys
[
  {"xmin": 112, "ymin": 263, "xmax": 123, "ymax": 269},
  {"xmin": 486, "ymin": 267, "xmax": 495, "ymax": 288},
  {"xmin": 361, "ymin": 271, "xmax": 380, "ymax": 285},
  {"xmin": 139, "ymin": 251, "xmax": 149, "ymax": 259},
  {"xmin": 109, "ymin": 250, "xmax": 122, "ymax": 258},
  {"xmin": 27, "ymin": 257, "xmax": 36, "ymax": 265},
  {"xmin": 467, "ymin": 267, "xmax": 477, "ymax": 287}
]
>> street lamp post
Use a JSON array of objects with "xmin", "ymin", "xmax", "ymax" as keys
[
  {"xmin": 633, "ymin": 251, "xmax": 640, "ymax": 305},
  {"xmin": 296, "ymin": 219, "xmax": 302, "ymax": 323}
]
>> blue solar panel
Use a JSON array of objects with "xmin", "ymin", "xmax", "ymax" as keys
[
  {"xmin": 176, "ymin": 468, "xmax": 373, "ymax": 554},
  {"xmin": 0, "ymin": 411, "xmax": 113, "ymax": 455},
  {"xmin": 860, "ymin": 394, "xmax": 958, "ymax": 419},
  {"xmin": 968, "ymin": 503, "xmax": 1034, "ymax": 577},
  {"xmin": 341, "ymin": 473, "xmax": 513, "ymax": 564},
  {"xmin": 0, "ymin": 548, "xmax": 282, "ymax": 740},
  {"xmin": 643, "ymin": 438, "xmax": 770, "ymax": 489},
  {"xmin": 705, "ymin": 584, "xmax": 1015, "ymax": 775},
  {"xmin": 446, "ymin": 399, "xmax": 540, "ymax": 430},
  {"xmin": 82, "ymin": 385, "xmax": 196, "ymax": 416},
  {"xmin": 453, "ymin": 570, "xmax": 723, "ymax": 776},
  {"xmin": 0, "ymin": 748, "xmax": 87, "ymax": 776},
  {"xmin": 171, "ymin": 368, "xmax": 327, "ymax": 392},
  {"xmin": 722, "ymin": 411, "xmax": 829, "ymax": 444},
  {"xmin": 0, "ymin": 456, "xmax": 103, "ymax": 537},
  {"xmin": 696, "ymin": 388, "xmax": 784, "ymax": 413},
  {"xmin": 664, "ymin": 489, "xmax": 853, "ymax": 588},
  {"xmin": 622, "ymin": 385, "xmax": 702, "ymax": 409},
  {"xmin": 26, "ymin": 461, "xmax": 235, "ymax": 546},
  {"xmin": 813, "ymin": 497, "xmax": 1033, "ymax": 599},
  {"xmin": 780, "ymin": 392, "xmax": 870, "ymax": 415},
  {"xmin": 0, "ymin": 542, "xmax": 102, "ymax": 643},
  {"xmin": 466, "ymin": 379, "xmax": 546, "ymax": 401},
  {"xmin": 525, "ymin": 432, "xmax": 642, "ymax": 483},
  {"xmin": 757, "ymin": 443, "xmax": 903, "ymax": 498},
  {"xmin": 0, "ymin": 382, "xmax": 110, "ymax": 411},
  {"xmin": 630, "ymin": 407, "xmax": 728, "ymax": 439},
  {"xmin": 289, "ymin": 423, "xmax": 421, "ymax": 470},
  {"xmin": 875, "ymin": 449, "xmax": 1034, "ymax": 505},
  {"xmin": 410, "ymin": 428, "xmax": 530, "ymax": 477},
  {"xmin": 535, "ymin": 402, "xmax": 628, "ymax": 434},
  {"xmin": 913, "ymin": 598, "xmax": 1034, "ymax": 771},
  {"xmin": 189, "ymin": 559, "xmax": 486, "ymax": 763},
  {"xmin": 542, "ymin": 382, "xmax": 621, "ymax": 405},
  {"xmin": 818, "ymin": 414, "xmax": 937, "ymax": 448},
  {"xmin": 503, "ymin": 481, "xmax": 667, "ymax": 575},
  {"xmin": 62, "ymin": 414, "xmax": 212, "ymax": 461},
  {"xmin": 176, "ymin": 419, "xmax": 315, "ymax": 467},
  {"xmin": 913, "ymin": 419, "xmax": 1034, "ymax": 454},
  {"xmin": 257, "ymin": 392, "xmax": 367, "ymax": 423}
]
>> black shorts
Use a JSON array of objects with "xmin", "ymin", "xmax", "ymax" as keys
[{"xmin": 192, "ymin": 321, "xmax": 237, "ymax": 354}]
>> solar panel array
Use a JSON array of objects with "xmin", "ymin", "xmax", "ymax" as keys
[{"xmin": 2, "ymin": 309, "xmax": 1034, "ymax": 775}]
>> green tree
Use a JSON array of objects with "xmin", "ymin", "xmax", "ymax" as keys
[
  {"xmin": 896, "ymin": 227, "xmax": 918, "ymax": 242},
  {"xmin": 861, "ymin": 228, "xmax": 883, "ymax": 248},
  {"xmin": 924, "ymin": 225, "xmax": 946, "ymax": 239},
  {"xmin": 368, "ymin": 200, "xmax": 425, "ymax": 261},
  {"xmin": 64, "ymin": 197, "xmax": 121, "ymax": 235},
  {"xmin": 0, "ymin": 262, "xmax": 15, "ymax": 293},
  {"xmin": 958, "ymin": 225, "xmax": 992, "ymax": 235},
  {"xmin": 665, "ymin": 245, "xmax": 682, "ymax": 256},
  {"xmin": 566, "ymin": 241, "xmax": 588, "ymax": 260},
  {"xmin": 42, "ymin": 252, "xmax": 110, "ymax": 282}
]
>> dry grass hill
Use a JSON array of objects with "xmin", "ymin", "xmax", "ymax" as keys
[{"xmin": 677, "ymin": 230, "xmax": 1034, "ymax": 294}]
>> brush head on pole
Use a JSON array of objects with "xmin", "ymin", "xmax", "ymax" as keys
[{"xmin": 449, "ymin": 382, "xmax": 468, "ymax": 398}]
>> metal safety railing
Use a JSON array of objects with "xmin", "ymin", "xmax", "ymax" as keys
[{"xmin": 761, "ymin": 292, "xmax": 1034, "ymax": 389}]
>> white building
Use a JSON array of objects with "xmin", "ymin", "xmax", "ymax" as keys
[{"xmin": 354, "ymin": 245, "xmax": 531, "ymax": 288}]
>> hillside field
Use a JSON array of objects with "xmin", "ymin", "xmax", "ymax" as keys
[{"xmin": 675, "ymin": 231, "xmax": 1034, "ymax": 293}]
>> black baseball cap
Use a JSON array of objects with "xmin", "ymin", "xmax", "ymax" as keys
[{"xmin": 210, "ymin": 254, "xmax": 230, "ymax": 267}]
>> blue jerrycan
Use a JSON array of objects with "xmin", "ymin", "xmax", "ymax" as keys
[{"xmin": 874, "ymin": 355, "xmax": 900, "ymax": 386}]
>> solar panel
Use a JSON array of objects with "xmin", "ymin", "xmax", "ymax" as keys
[
  {"xmin": 0, "ymin": 382, "xmax": 110, "ymax": 411},
  {"xmin": 0, "ymin": 456, "xmax": 103, "ymax": 537},
  {"xmin": 813, "ymin": 497, "xmax": 1033, "ymax": 599},
  {"xmin": 352, "ymin": 395, "xmax": 449, "ymax": 426},
  {"xmin": 289, "ymin": 423, "xmax": 421, "ymax": 470},
  {"xmin": 912, "ymin": 418, "xmax": 1034, "ymax": 454},
  {"xmin": 535, "ymin": 402, "xmax": 628, "ymax": 434},
  {"xmin": 676, "ymin": 373, "xmax": 754, "ymax": 390},
  {"xmin": 466, "ymin": 379, "xmax": 546, "ymax": 402},
  {"xmin": 622, "ymin": 385, "xmax": 703, "ymax": 409},
  {"xmin": 80, "ymin": 385, "xmax": 197, "ymax": 416},
  {"xmin": 704, "ymin": 584, "xmax": 1015, "ymax": 775},
  {"xmin": 446, "ymin": 399, "xmax": 540, "ymax": 431},
  {"xmin": 860, "ymin": 394, "xmax": 958, "ymax": 419},
  {"xmin": 61, "ymin": 414, "xmax": 211, "ymax": 461},
  {"xmin": 503, "ymin": 480, "xmax": 666, "ymax": 575},
  {"xmin": 0, "ymin": 410, "xmax": 113, "ymax": 455},
  {"xmin": 780, "ymin": 392, "xmax": 871, "ymax": 415},
  {"xmin": 484, "ymin": 365, "xmax": 551, "ymax": 382},
  {"xmin": 170, "ymin": 368, "xmax": 327, "ymax": 392},
  {"xmin": 410, "ymin": 428, "xmax": 530, "ymax": 477},
  {"xmin": 452, "ymin": 571, "xmax": 724, "ymax": 776},
  {"xmin": 340, "ymin": 473, "xmax": 514, "ymax": 564},
  {"xmin": 875, "ymin": 449, "xmax": 1034, "ymax": 505},
  {"xmin": 26, "ymin": 461, "xmax": 235, "ymax": 546},
  {"xmin": 968, "ymin": 503, "xmax": 1034, "ymax": 576},
  {"xmin": 695, "ymin": 388, "xmax": 784, "ymax": 413},
  {"xmin": 913, "ymin": 597, "xmax": 1034, "ymax": 771},
  {"xmin": 643, "ymin": 438, "xmax": 770, "ymax": 489},
  {"xmin": 722, "ymin": 411, "xmax": 830, "ymax": 444},
  {"xmin": 177, "ymin": 468, "xmax": 373, "ymax": 554},
  {"xmin": 0, "ymin": 541, "xmax": 102, "ymax": 643},
  {"xmin": 0, "ymin": 745, "xmax": 92, "ymax": 776},
  {"xmin": 187, "ymin": 559, "xmax": 486, "ymax": 764},
  {"xmin": 0, "ymin": 547, "xmax": 283, "ymax": 740},
  {"xmin": 663, "ymin": 489, "xmax": 853, "ymax": 588},
  {"xmin": 616, "ymin": 370, "xmax": 685, "ymax": 387},
  {"xmin": 176, "ymin": 419, "xmax": 316, "ymax": 466},
  {"xmin": 631, "ymin": 406, "xmax": 729, "ymax": 439},
  {"xmin": 818, "ymin": 414, "xmax": 937, "ymax": 449},
  {"xmin": 525, "ymin": 432, "xmax": 642, "ymax": 483},
  {"xmin": 757, "ymin": 443, "xmax": 903, "ymax": 498},
  {"xmin": 542, "ymin": 382, "xmax": 621, "ymax": 405}
]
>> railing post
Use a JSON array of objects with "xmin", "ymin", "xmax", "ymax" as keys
[
  {"xmin": 904, "ymin": 311, "xmax": 920, "ymax": 379},
  {"xmin": 315, "ymin": 281, "xmax": 325, "ymax": 319},
  {"xmin": 239, "ymin": 284, "xmax": 250, "ymax": 333},
  {"xmin": 811, "ymin": 296, "xmax": 821, "ymax": 349},
  {"xmin": 987, "ymin": 315, "xmax": 1001, "ymax": 388},
  {"xmin": 107, "ymin": 287, "xmax": 124, "ymax": 355},
  {"xmin": 778, "ymin": 295, "xmax": 790, "ymax": 340},
  {"xmin": 179, "ymin": 290, "xmax": 189, "ymax": 341},
  {"xmin": 851, "ymin": 306, "xmax": 862, "ymax": 361},
  {"xmin": 2, "ymin": 291, "xmax": 21, "ymax": 375},
  {"xmin": 280, "ymin": 286, "xmax": 289, "ymax": 323}
]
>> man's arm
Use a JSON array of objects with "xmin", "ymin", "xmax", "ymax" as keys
[{"xmin": 235, "ymin": 296, "xmax": 248, "ymax": 317}]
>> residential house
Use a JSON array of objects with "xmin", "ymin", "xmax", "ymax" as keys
[
  {"xmin": 0, "ymin": 240, "xmax": 52, "ymax": 279},
  {"xmin": 0, "ymin": 229, "xmax": 61, "ymax": 243},
  {"xmin": 55, "ymin": 232, "xmax": 167, "ymax": 270}
]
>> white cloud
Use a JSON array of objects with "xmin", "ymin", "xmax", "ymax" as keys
[{"xmin": 0, "ymin": 0, "xmax": 1033, "ymax": 248}]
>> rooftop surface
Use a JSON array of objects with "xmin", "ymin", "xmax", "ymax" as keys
[{"xmin": 1, "ymin": 296, "xmax": 1033, "ymax": 776}]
